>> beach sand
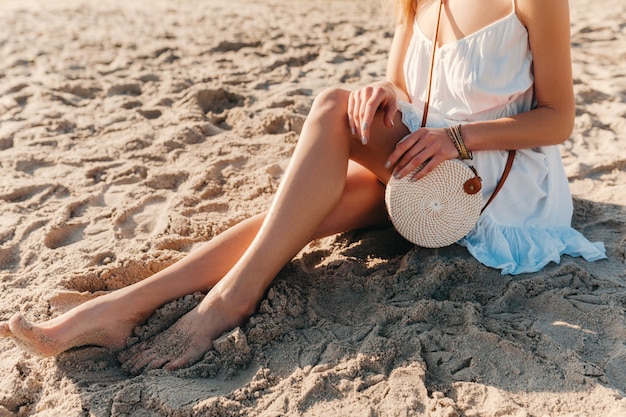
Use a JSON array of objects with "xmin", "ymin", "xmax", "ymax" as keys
[{"xmin": 1, "ymin": 0, "xmax": 625, "ymax": 415}]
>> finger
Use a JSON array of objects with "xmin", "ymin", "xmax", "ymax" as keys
[
  {"xmin": 347, "ymin": 92, "xmax": 357, "ymax": 136},
  {"xmin": 385, "ymin": 132, "xmax": 416, "ymax": 170},
  {"xmin": 357, "ymin": 88, "xmax": 371, "ymax": 143},
  {"xmin": 392, "ymin": 129, "xmax": 443, "ymax": 178},
  {"xmin": 410, "ymin": 154, "xmax": 447, "ymax": 181},
  {"xmin": 393, "ymin": 144, "xmax": 429, "ymax": 179},
  {"xmin": 350, "ymin": 90, "xmax": 364, "ymax": 140},
  {"xmin": 383, "ymin": 99, "xmax": 398, "ymax": 129},
  {"xmin": 360, "ymin": 87, "xmax": 388, "ymax": 145}
]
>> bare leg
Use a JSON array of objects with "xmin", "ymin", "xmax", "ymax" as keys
[
  {"xmin": 118, "ymin": 88, "xmax": 410, "ymax": 373},
  {"xmin": 1, "ymin": 161, "xmax": 396, "ymax": 359},
  {"xmin": 2, "ymin": 88, "xmax": 408, "ymax": 368}
]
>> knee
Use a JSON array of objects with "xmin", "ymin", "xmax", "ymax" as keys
[{"xmin": 310, "ymin": 87, "xmax": 349, "ymax": 116}]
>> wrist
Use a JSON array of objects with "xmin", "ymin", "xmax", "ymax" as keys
[{"xmin": 444, "ymin": 125, "xmax": 473, "ymax": 160}]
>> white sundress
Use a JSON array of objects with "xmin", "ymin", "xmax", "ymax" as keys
[{"xmin": 397, "ymin": 6, "xmax": 606, "ymax": 275}]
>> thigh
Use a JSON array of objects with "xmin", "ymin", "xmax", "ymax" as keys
[
  {"xmin": 349, "ymin": 108, "xmax": 410, "ymax": 184},
  {"xmin": 314, "ymin": 161, "xmax": 391, "ymax": 238}
]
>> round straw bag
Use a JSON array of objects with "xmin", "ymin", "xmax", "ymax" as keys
[{"xmin": 385, "ymin": 159, "xmax": 482, "ymax": 248}]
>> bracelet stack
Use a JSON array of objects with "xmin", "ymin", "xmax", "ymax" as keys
[{"xmin": 444, "ymin": 124, "xmax": 473, "ymax": 160}]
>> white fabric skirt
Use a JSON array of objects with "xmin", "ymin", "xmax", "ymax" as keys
[{"xmin": 397, "ymin": 100, "xmax": 606, "ymax": 275}]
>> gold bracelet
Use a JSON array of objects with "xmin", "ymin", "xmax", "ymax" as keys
[
  {"xmin": 452, "ymin": 125, "xmax": 473, "ymax": 160},
  {"xmin": 444, "ymin": 125, "xmax": 473, "ymax": 160},
  {"xmin": 444, "ymin": 126, "xmax": 464, "ymax": 159}
]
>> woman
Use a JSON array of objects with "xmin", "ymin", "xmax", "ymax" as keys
[{"xmin": 0, "ymin": 0, "xmax": 605, "ymax": 374}]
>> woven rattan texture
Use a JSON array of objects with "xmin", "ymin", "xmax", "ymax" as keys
[{"xmin": 385, "ymin": 159, "xmax": 482, "ymax": 247}]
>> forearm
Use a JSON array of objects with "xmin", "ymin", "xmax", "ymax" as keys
[
  {"xmin": 461, "ymin": 104, "xmax": 575, "ymax": 151},
  {"xmin": 385, "ymin": 16, "xmax": 414, "ymax": 104}
]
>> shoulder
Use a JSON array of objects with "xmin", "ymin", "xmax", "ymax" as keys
[{"xmin": 515, "ymin": 0, "xmax": 570, "ymax": 30}]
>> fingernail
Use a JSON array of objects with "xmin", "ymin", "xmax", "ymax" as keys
[
  {"xmin": 351, "ymin": 127, "xmax": 356, "ymax": 135},
  {"xmin": 391, "ymin": 120, "xmax": 395, "ymax": 127},
  {"xmin": 393, "ymin": 171, "xmax": 400, "ymax": 179},
  {"xmin": 362, "ymin": 122, "xmax": 368, "ymax": 131},
  {"xmin": 361, "ymin": 136, "xmax": 367, "ymax": 145},
  {"xmin": 384, "ymin": 161, "xmax": 391, "ymax": 169}
]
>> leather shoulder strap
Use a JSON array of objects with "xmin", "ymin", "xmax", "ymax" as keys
[
  {"xmin": 481, "ymin": 150, "xmax": 516, "ymax": 214},
  {"xmin": 421, "ymin": 0, "xmax": 445, "ymax": 128}
]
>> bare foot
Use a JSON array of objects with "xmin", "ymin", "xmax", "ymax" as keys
[
  {"xmin": 118, "ymin": 291, "xmax": 251, "ymax": 375},
  {"xmin": 0, "ymin": 322, "xmax": 11, "ymax": 338},
  {"xmin": 5, "ymin": 294, "xmax": 149, "ymax": 357}
]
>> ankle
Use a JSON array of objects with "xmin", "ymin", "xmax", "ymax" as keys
[{"xmin": 204, "ymin": 285, "xmax": 263, "ymax": 322}]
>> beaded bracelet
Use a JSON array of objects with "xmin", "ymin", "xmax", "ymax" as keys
[{"xmin": 444, "ymin": 125, "xmax": 473, "ymax": 160}]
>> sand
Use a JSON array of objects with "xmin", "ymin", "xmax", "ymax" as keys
[{"xmin": 0, "ymin": 0, "xmax": 625, "ymax": 415}]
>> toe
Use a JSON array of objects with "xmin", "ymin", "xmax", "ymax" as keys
[
  {"xmin": 0, "ymin": 322, "xmax": 11, "ymax": 338},
  {"xmin": 143, "ymin": 356, "xmax": 170, "ymax": 372},
  {"xmin": 7, "ymin": 313, "xmax": 57, "ymax": 356},
  {"xmin": 8, "ymin": 313, "xmax": 31, "ymax": 334},
  {"xmin": 117, "ymin": 345, "xmax": 137, "ymax": 363},
  {"xmin": 126, "ymin": 347, "xmax": 162, "ymax": 375},
  {"xmin": 164, "ymin": 347, "xmax": 205, "ymax": 371},
  {"xmin": 164, "ymin": 357, "xmax": 193, "ymax": 371}
]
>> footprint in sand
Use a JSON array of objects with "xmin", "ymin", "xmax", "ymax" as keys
[
  {"xmin": 0, "ymin": 359, "xmax": 43, "ymax": 414},
  {"xmin": 44, "ymin": 222, "xmax": 87, "ymax": 250},
  {"xmin": 121, "ymin": 100, "xmax": 142, "ymax": 110},
  {"xmin": 143, "ymin": 171, "xmax": 189, "ymax": 191},
  {"xmin": 0, "ymin": 183, "xmax": 62, "ymax": 205},
  {"xmin": 0, "ymin": 135, "xmax": 13, "ymax": 150},
  {"xmin": 181, "ymin": 87, "xmax": 245, "ymax": 123},
  {"xmin": 14, "ymin": 158, "xmax": 54, "ymax": 175},
  {"xmin": 261, "ymin": 111, "xmax": 307, "ymax": 135},
  {"xmin": 86, "ymin": 163, "xmax": 147, "ymax": 186},
  {"xmin": 209, "ymin": 40, "xmax": 262, "ymax": 53},
  {"xmin": 57, "ymin": 83, "xmax": 102, "ymax": 100},
  {"xmin": 605, "ymin": 343, "xmax": 626, "ymax": 393},
  {"xmin": 136, "ymin": 108, "xmax": 162, "ymax": 120},
  {"xmin": 107, "ymin": 83, "xmax": 142, "ymax": 97},
  {"xmin": 196, "ymin": 88, "xmax": 245, "ymax": 114},
  {"xmin": 0, "ymin": 245, "xmax": 18, "ymax": 270},
  {"xmin": 62, "ymin": 255, "xmax": 181, "ymax": 293},
  {"xmin": 113, "ymin": 195, "xmax": 169, "ymax": 238}
]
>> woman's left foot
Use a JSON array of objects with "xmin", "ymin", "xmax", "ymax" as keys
[{"xmin": 118, "ymin": 290, "xmax": 253, "ymax": 375}]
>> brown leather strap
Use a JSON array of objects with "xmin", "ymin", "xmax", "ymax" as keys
[
  {"xmin": 481, "ymin": 150, "xmax": 516, "ymax": 214},
  {"xmin": 421, "ymin": 0, "xmax": 445, "ymax": 128},
  {"xmin": 422, "ymin": 0, "xmax": 515, "ymax": 214}
]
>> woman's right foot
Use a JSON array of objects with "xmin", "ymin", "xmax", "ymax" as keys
[{"xmin": 1, "ymin": 293, "xmax": 150, "ymax": 357}]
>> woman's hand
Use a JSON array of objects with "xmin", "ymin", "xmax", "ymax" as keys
[
  {"xmin": 347, "ymin": 81, "xmax": 399, "ymax": 145},
  {"xmin": 385, "ymin": 127, "xmax": 459, "ymax": 181}
]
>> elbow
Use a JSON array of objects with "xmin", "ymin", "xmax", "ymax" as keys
[
  {"xmin": 545, "ymin": 101, "xmax": 575, "ymax": 146},
  {"xmin": 554, "ymin": 109, "xmax": 575, "ymax": 145},
  {"xmin": 558, "ymin": 105, "xmax": 575, "ymax": 145},
  {"xmin": 535, "ymin": 86, "xmax": 576, "ymax": 145},
  {"xmin": 559, "ymin": 90, "xmax": 576, "ymax": 144}
]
